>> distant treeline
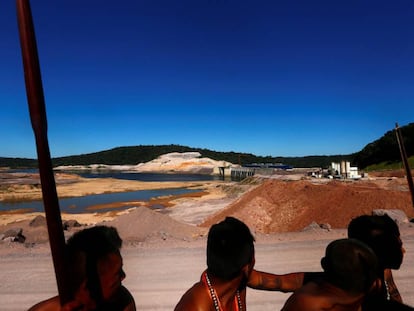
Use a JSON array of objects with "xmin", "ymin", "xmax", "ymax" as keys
[
  {"xmin": 0, "ymin": 145, "xmax": 350, "ymax": 169},
  {"xmin": 1, "ymin": 122, "xmax": 413, "ymax": 170}
]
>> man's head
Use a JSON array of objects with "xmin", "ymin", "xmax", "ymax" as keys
[
  {"xmin": 66, "ymin": 226, "xmax": 125, "ymax": 307},
  {"xmin": 207, "ymin": 217, "xmax": 255, "ymax": 280},
  {"xmin": 348, "ymin": 214, "xmax": 404, "ymax": 269},
  {"xmin": 321, "ymin": 238, "xmax": 379, "ymax": 295}
]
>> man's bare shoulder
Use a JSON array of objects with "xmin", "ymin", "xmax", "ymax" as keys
[
  {"xmin": 174, "ymin": 282, "xmax": 212, "ymax": 311},
  {"xmin": 282, "ymin": 282, "xmax": 333, "ymax": 311},
  {"xmin": 27, "ymin": 296, "xmax": 60, "ymax": 311},
  {"xmin": 282, "ymin": 291, "xmax": 328, "ymax": 311}
]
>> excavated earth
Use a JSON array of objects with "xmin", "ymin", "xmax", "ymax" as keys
[{"xmin": 201, "ymin": 173, "xmax": 414, "ymax": 234}]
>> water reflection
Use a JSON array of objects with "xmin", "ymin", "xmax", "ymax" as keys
[{"xmin": 0, "ymin": 188, "xmax": 199, "ymax": 213}]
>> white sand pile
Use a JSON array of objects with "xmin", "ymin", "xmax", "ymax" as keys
[{"xmin": 55, "ymin": 152, "xmax": 234, "ymax": 174}]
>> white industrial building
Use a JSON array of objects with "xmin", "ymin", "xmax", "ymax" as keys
[{"xmin": 330, "ymin": 161, "xmax": 361, "ymax": 179}]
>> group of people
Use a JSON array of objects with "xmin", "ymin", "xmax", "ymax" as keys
[
  {"xmin": 28, "ymin": 213, "xmax": 411, "ymax": 311},
  {"xmin": 175, "ymin": 214, "xmax": 411, "ymax": 311}
]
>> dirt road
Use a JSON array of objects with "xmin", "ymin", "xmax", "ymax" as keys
[{"xmin": 1, "ymin": 228, "xmax": 414, "ymax": 311}]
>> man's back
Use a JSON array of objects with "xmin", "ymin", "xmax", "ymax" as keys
[
  {"xmin": 281, "ymin": 239, "xmax": 379, "ymax": 311},
  {"xmin": 282, "ymin": 280, "xmax": 365, "ymax": 311},
  {"xmin": 174, "ymin": 281, "xmax": 213, "ymax": 311}
]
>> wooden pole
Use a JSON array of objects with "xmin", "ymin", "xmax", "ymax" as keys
[
  {"xmin": 16, "ymin": 0, "xmax": 70, "ymax": 304},
  {"xmin": 395, "ymin": 123, "xmax": 414, "ymax": 208}
]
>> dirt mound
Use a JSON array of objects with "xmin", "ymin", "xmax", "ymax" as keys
[
  {"xmin": 102, "ymin": 206, "xmax": 207, "ymax": 243},
  {"xmin": 0, "ymin": 206, "xmax": 207, "ymax": 247},
  {"xmin": 201, "ymin": 178, "xmax": 414, "ymax": 234}
]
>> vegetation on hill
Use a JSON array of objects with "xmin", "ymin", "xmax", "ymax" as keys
[
  {"xmin": 1, "ymin": 123, "xmax": 412, "ymax": 170},
  {"xmin": 0, "ymin": 157, "xmax": 37, "ymax": 169},
  {"xmin": 352, "ymin": 122, "xmax": 414, "ymax": 170},
  {"xmin": 50, "ymin": 146, "xmax": 348, "ymax": 168},
  {"xmin": 364, "ymin": 156, "xmax": 414, "ymax": 172},
  {"xmin": 0, "ymin": 145, "xmax": 349, "ymax": 169}
]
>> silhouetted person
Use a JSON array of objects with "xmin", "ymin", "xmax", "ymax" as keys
[
  {"xmin": 348, "ymin": 214, "xmax": 410, "ymax": 310},
  {"xmin": 281, "ymin": 238, "xmax": 379, "ymax": 311},
  {"xmin": 174, "ymin": 216, "xmax": 255, "ymax": 311},
  {"xmin": 248, "ymin": 213, "xmax": 413, "ymax": 310},
  {"xmin": 28, "ymin": 226, "xmax": 136, "ymax": 311}
]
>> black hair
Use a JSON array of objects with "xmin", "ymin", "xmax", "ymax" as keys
[
  {"xmin": 207, "ymin": 217, "xmax": 255, "ymax": 280},
  {"xmin": 65, "ymin": 226, "xmax": 122, "ymax": 305},
  {"xmin": 321, "ymin": 238, "xmax": 379, "ymax": 295},
  {"xmin": 348, "ymin": 214, "xmax": 403, "ymax": 269}
]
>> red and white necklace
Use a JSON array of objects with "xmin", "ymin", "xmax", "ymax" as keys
[{"xmin": 204, "ymin": 272, "xmax": 243, "ymax": 311}]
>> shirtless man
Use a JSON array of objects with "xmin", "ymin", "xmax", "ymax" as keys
[
  {"xmin": 247, "ymin": 213, "xmax": 411, "ymax": 309},
  {"xmin": 281, "ymin": 238, "xmax": 379, "ymax": 311},
  {"xmin": 28, "ymin": 226, "xmax": 136, "ymax": 311},
  {"xmin": 347, "ymin": 214, "xmax": 408, "ymax": 309},
  {"xmin": 174, "ymin": 216, "xmax": 255, "ymax": 311}
]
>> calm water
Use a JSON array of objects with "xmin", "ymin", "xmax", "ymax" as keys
[
  {"xmin": 0, "ymin": 188, "xmax": 199, "ymax": 213},
  {"xmin": 1, "ymin": 171, "xmax": 217, "ymax": 213},
  {"xmin": 76, "ymin": 171, "xmax": 221, "ymax": 182}
]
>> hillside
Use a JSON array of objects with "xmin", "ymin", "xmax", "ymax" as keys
[
  {"xmin": 1, "ymin": 122, "xmax": 413, "ymax": 169},
  {"xmin": 353, "ymin": 122, "xmax": 414, "ymax": 169},
  {"xmin": 1, "ymin": 145, "xmax": 348, "ymax": 169}
]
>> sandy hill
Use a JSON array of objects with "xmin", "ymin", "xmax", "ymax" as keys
[{"xmin": 55, "ymin": 152, "xmax": 234, "ymax": 174}]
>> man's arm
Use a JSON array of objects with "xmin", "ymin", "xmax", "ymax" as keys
[
  {"xmin": 247, "ymin": 270, "xmax": 323, "ymax": 292},
  {"xmin": 247, "ymin": 270, "xmax": 304, "ymax": 292}
]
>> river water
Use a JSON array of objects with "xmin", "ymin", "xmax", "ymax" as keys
[{"xmin": 0, "ymin": 172, "xmax": 221, "ymax": 213}]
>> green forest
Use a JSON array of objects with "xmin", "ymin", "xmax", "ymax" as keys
[{"xmin": 1, "ymin": 123, "xmax": 413, "ymax": 170}]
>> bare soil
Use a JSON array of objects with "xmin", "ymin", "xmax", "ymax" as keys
[{"xmin": 201, "ymin": 175, "xmax": 414, "ymax": 233}]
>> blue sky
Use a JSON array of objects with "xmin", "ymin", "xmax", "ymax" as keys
[{"xmin": 1, "ymin": 1, "xmax": 413, "ymax": 159}]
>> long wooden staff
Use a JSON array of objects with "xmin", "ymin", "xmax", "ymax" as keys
[
  {"xmin": 395, "ymin": 123, "xmax": 414, "ymax": 208},
  {"xmin": 16, "ymin": 0, "xmax": 70, "ymax": 304}
]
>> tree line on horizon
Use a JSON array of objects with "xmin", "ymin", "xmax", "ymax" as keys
[{"xmin": 1, "ymin": 123, "xmax": 413, "ymax": 170}]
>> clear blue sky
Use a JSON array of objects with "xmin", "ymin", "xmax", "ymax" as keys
[{"xmin": 1, "ymin": 1, "xmax": 413, "ymax": 159}]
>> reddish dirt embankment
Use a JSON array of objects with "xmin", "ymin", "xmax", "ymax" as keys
[{"xmin": 201, "ymin": 177, "xmax": 414, "ymax": 234}]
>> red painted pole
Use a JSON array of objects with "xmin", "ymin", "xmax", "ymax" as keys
[{"xmin": 16, "ymin": 0, "xmax": 70, "ymax": 305}]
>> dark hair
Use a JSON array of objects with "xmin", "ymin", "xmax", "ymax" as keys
[
  {"xmin": 321, "ymin": 238, "xmax": 378, "ymax": 295},
  {"xmin": 65, "ymin": 226, "xmax": 123, "ymax": 304},
  {"xmin": 207, "ymin": 217, "xmax": 255, "ymax": 280},
  {"xmin": 348, "ymin": 214, "xmax": 403, "ymax": 269}
]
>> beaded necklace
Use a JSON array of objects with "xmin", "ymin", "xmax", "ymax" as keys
[
  {"xmin": 204, "ymin": 272, "xmax": 242, "ymax": 311},
  {"xmin": 384, "ymin": 280, "xmax": 391, "ymax": 300}
]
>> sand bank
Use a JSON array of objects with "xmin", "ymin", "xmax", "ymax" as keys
[{"xmin": 0, "ymin": 174, "xmax": 231, "ymax": 226}]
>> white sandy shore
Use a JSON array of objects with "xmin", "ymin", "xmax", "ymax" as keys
[{"xmin": 1, "ymin": 226, "xmax": 414, "ymax": 311}]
